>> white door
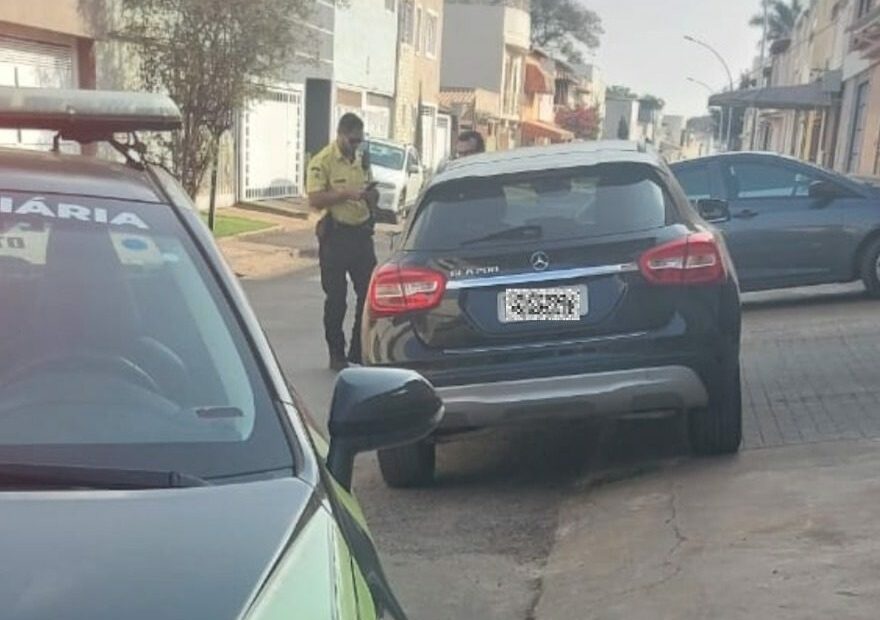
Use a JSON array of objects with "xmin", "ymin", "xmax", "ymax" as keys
[
  {"xmin": 240, "ymin": 85, "xmax": 304, "ymax": 200},
  {"xmin": 435, "ymin": 113, "xmax": 451, "ymax": 170},
  {"xmin": 0, "ymin": 35, "xmax": 76, "ymax": 151},
  {"xmin": 405, "ymin": 146, "xmax": 424, "ymax": 206}
]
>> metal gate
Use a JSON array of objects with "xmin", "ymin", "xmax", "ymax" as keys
[{"xmin": 240, "ymin": 85, "xmax": 305, "ymax": 200}]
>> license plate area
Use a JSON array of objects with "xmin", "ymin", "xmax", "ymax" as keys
[{"xmin": 498, "ymin": 286, "xmax": 588, "ymax": 323}]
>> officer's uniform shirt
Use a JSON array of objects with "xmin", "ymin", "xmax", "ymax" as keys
[{"xmin": 306, "ymin": 141, "xmax": 372, "ymax": 226}]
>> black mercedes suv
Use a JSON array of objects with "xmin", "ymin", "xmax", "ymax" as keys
[{"xmin": 363, "ymin": 141, "xmax": 742, "ymax": 487}]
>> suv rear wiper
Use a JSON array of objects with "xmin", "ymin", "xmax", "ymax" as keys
[
  {"xmin": 0, "ymin": 462, "xmax": 209, "ymax": 489},
  {"xmin": 460, "ymin": 225, "xmax": 543, "ymax": 246}
]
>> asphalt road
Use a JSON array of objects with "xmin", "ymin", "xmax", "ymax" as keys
[{"xmin": 243, "ymin": 267, "xmax": 880, "ymax": 620}]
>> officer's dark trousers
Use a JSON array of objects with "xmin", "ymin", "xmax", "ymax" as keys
[{"xmin": 318, "ymin": 223, "xmax": 377, "ymax": 363}]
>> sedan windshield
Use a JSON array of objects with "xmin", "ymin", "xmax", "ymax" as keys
[
  {"xmin": 369, "ymin": 142, "xmax": 406, "ymax": 171},
  {"xmin": 0, "ymin": 194, "xmax": 292, "ymax": 480}
]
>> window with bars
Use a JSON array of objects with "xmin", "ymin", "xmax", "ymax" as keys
[
  {"xmin": 400, "ymin": 0, "xmax": 414, "ymax": 44},
  {"xmin": 425, "ymin": 12, "xmax": 438, "ymax": 57},
  {"xmin": 415, "ymin": 6, "xmax": 423, "ymax": 53}
]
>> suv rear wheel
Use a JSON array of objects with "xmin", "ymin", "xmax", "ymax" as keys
[
  {"xmin": 378, "ymin": 439, "xmax": 436, "ymax": 488},
  {"xmin": 860, "ymin": 238, "xmax": 880, "ymax": 298},
  {"xmin": 688, "ymin": 355, "xmax": 742, "ymax": 455}
]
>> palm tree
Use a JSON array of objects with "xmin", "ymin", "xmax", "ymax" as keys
[{"xmin": 750, "ymin": 0, "xmax": 803, "ymax": 42}]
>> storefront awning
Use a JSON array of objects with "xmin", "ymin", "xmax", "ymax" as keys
[
  {"xmin": 521, "ymin": 120, "xmax": 573, "ymax": 142},
  {"xmin": 708, "ymin": 81, "xmax": 834, "ymax": 110},
  {"xmin": 524, "ymin": 62, "xmax": 554, "ymax": 94}
]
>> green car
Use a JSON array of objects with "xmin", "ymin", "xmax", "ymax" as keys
[{"xmin": 0, "ymin": 86, "xmax": 442, "ymax": 619}]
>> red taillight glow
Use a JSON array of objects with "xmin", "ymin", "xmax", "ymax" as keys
[
  {"xmin": 368, "ymin": 264, "xmax": 447, "ymax": 317},
  {"xmin": 639, "ymin": 232, "xmax": 726, "ymax": 285}
]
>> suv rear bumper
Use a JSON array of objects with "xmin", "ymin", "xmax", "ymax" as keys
[{"xmin": 435, "ymin": 366, "xmax": 708, "ymax": 429}]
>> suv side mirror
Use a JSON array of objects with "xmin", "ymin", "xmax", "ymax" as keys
[
  {"xmin": 408, "ymin": 162, "xmax": 421, "ymax": 175},
  {"xmin": 696, "ymin": 198, "xmax": 731, "ymax": 224},
  {"xmin": 327, "ymin": 368, "xmax": 443, "ymax": 489}
]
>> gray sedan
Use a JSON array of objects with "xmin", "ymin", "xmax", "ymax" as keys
[{"xmin": 671, "ymin": 152, "xmax": 880, "ymax": 296}]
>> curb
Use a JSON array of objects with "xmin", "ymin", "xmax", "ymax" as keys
[{"xmin": 236, "ymin": 200, "xmax": 315, "ymax": 221}]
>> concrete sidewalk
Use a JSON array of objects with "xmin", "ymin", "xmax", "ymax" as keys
[
  {"xmin": 534, "ymin": 439, "xmax": 880, "ymax": 620},
  {"xmin": 214, "ymin": 206, "xmax": 318, "ymax": 279}
]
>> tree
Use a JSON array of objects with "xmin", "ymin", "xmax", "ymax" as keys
[
  {"xmin": 749, "ymin": 0, "xmax": 803, "ymax": 42},
  {"xmin": 607, "ymin": 84, "xmax": 636, "ymax": 99},
  {"xmin": 555, "ymin": 105, "xmax": 601, "ymax": 140},
  {"xmin": 639, "ymin": 94, "xmax": 665, "ymax": 112},
  {"xmin": 530, "ymin": 0, "xmax": 603, "ymax": 65},
  {"xmin": 617, "ymin": 117, "xmax": 630, "ymax": 140},
  {"xmin": 113, "ymin": 0, "xmax": 310, "ymax": 214}
]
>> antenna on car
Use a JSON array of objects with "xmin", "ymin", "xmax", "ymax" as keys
[{"xmin": 0, "ymin": 86, "xmax": 181, "ymax": 168}]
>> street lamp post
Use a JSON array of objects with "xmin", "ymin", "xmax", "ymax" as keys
[
  {"xmin": 684, "ymin": 35, "xmax": 736, "ymax": 151},
  {"xmin": 687, "ymin": 77, "xmax": 724, "ymax": 152}
]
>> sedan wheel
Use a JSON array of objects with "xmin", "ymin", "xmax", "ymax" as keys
[{"xmin": 861, "ymin": 238, "xmax": 880, "ymax": 298}]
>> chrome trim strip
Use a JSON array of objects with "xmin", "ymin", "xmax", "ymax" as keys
[
  {"xmin": 445, "ymin": 262, "xmax": 639, "ymax": 290},
  {"xmin": 441, "ymin": 330, "xmax": 650, "ymax": 355}
]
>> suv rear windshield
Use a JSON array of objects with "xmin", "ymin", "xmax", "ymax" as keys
[
  {"xmin": 404, "ymin": 163, "xmax": 670, "ymax": 251},
  {"xmin": 0, "ymin": 193, "xmax": 292, "ymax": 480}
]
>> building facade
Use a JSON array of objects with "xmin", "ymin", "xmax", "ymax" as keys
[
  {"xmin": 837, "ymin": 0, "xmax": 880, "ymax": 178},
  {"xmin": 520, "ymin": 49, "xmax": 572, "ymax": 146},
  {"xmin": 394, "ymin": 0, "xmax": 445, "ymax": 169},
  {"xmin": 0, "ymin": 2, "xmax": 97, "ymax": 150},
  {"xmin": 334, "ymin": 0, "xmax": 398, "ymax": 140},
  {"xmin": 440, "ymin": 0, "xmax": 530, "ymax": 151},
  {"xmin": 728, "ymin": 0, "xmax": 880, "ymax": 181},
  {"xmin": 602, "ymin": 95, "xmax": 640, "ymax": 141}
]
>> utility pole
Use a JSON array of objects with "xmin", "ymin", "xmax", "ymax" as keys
[
  {"xmin": 687, "ymin": 77, "xmax": 724, "ymax": 150},
  {"xmin": 684, "ymin": 35, "xmax": 736, "ymax": 151},
  {"xmin": 750, "ymin": 0, "xmax": 770, "ymax": 150}
]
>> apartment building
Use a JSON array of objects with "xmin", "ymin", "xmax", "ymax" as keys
[
  {"xmin": 716, "ymin": 0, "xmax": 880, "ymax": 180},
  {"xmin": 394, "ymin": 0, "xmax": 447, "ymax": 168},
  {"xmin": 440, "ymin": 0, "xmax": 530, "ymax": 151}
]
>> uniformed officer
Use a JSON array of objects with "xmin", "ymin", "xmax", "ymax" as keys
[{"xmin": 307, "ymin": 113, "xmax": 379, "ymax": 371}]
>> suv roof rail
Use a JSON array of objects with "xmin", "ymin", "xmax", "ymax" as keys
[{"xmin": 0, "ymin": 86, "xmax": 181, "ymax": 142}]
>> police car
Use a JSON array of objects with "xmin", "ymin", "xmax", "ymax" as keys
[{"xmin": 0, "ymin": 86, "xmax": 441, "ymax": 619}]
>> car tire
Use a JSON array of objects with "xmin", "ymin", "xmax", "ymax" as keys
[
  {"xmin": 378, "ymin": 440, "xmax": 436, "ymax": 488},
  {"xmin": 860, "ymin": 238, "xmax": 880, "ymax": 298},
  {"xmin": 688, "ymin": 355, "xmax": 742, "ymax": 455}
]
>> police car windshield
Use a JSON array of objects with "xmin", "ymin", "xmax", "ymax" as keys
[{"xmin": 0, "ymin": 194, "xmax": 292, "ymax": 480}]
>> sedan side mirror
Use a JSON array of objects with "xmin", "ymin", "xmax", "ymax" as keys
[
  {"xmin": 696, "ymin": 198, "xmax": 731, "ymax": 224},
  {"xmin": 327, "ymin": 368, "xmax": 443, "ymax": 490},
  {"xmin": 808, "ymin": 180, "xmax": 844, "ymax": 200}
]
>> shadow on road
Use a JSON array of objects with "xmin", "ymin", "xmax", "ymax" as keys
[
  {"xmin": 742, "ymin": 284, "xmax": 870, "ymax": 311},
  {"xmin": 433, "ymin": 414, "xmax": 690, "ymax": 490}
]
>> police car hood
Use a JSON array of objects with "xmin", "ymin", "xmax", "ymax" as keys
[{"xmin": 0, "ymin": 478, "xmax": 314, "ymax": 620}]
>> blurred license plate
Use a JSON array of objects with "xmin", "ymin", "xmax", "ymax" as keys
[{"xmin": 500, "ymin": 287, "xmax": 586, "ymax": 322}]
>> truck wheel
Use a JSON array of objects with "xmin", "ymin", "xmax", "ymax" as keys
[
  {"xmin": 861, "ymin": 238, "xmax": 880, "ymax": 298},
  {"xmin": 378, "ymin": 440, "xmax": 436, "ymax": 488},
  {"xmin": 688, "ymin": 355, "xmax": 742, "ymax": 455}
]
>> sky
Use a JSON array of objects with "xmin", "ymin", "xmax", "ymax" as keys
[{"xmin": 582, "ymin": 0, "xmax": 765, "ymax": 119}]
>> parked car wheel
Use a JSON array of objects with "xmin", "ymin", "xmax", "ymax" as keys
[
  {"xmin": 860, "ymin": 237, "xmax": 880, "ymax": 298},
  {"xmin": 378, "ymin": 439, "xmax": 436, "ymax": 488},
  {"xmin": 688, "ymin": 355, "xmax": 742, "ymax": 455}
]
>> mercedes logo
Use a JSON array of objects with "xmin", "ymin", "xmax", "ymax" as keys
[{"xmin": 530, "ymin": 251, "xmax": 550, "ymax": 272}]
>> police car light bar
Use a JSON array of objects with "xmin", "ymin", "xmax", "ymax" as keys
[{"xmin": 0, "ymin": 86, "xmax": 182, "ymax": 139}]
